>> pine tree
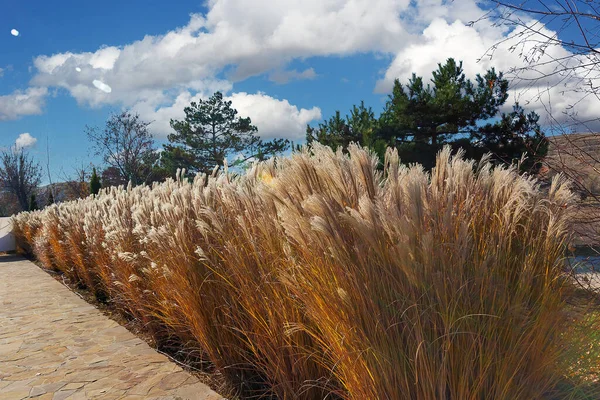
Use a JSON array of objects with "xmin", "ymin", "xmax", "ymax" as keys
[
  {"xmin": 90, "ymin": 167, "xmax": 101, "ymax": 195},
  {"xmin": 28, "ymin": 194, "xmax": 38, "ymax": 211},
  {"xmin": 379, "ymin": 58, "xmax": 543, "ymax": 168},
  {"xmin": 306, "ymin": 102, "xmax": 383, "ymax": 151},
  {"xmin": 309, "ymin": 58, "xmax": 544, "ymax": 170},
  {"xmin": 162, "ymin": 92, "xmax": 289, "ymax": 176},
  {"xmin": 306, "ymin": 110, "xmax": 354, "ymax": 151},
  {"xmin": 47, "ymin": 189, "xmax": 54, "ymax": 206}
]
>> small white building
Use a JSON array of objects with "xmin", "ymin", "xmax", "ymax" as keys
[{"xmin": 0, "ymin": 217, "xmax": 15, "ymax": 252}]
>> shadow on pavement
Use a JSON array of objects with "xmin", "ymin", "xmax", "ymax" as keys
[{"xmin": 0, "ymin": 254, "xmax": 25, "ymax": 263}]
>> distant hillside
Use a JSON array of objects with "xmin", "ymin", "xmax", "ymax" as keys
[
  {"xmin": 37, "ymin": 181, "xmax": 88, "ymax": 205},
  {"xmin": 542, "ymin": 133, "xmax": 600, "ymax": 196},
  {"xmin": 0, "ymin": 181, "xmax": 88, "ymax": 217},
  {"xmin": 542, "ymin": 133, "xmax": 600, "ymax": 246}
]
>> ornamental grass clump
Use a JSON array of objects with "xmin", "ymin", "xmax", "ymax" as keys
[{"xmin": 13, "ymin": 144, "xmax": 575, "ymax": 399}]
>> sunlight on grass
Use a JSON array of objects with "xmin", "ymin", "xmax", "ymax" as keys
[{"xmin": 12, "ymin": 145, "xmax": 581, "ymax": 399}]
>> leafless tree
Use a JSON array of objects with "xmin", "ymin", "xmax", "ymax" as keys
[
  {"xmin": 0, "ymin": 192, "xmax": 22, "ymax": 217},
  {"xmin": 60, "ymin": 162, "xmax": 92, "ymax": 200},
  {"xmin": 45, "ymin": 135, "xmax": 55, "ymax": 204},
  {"xmin": 0, "ymin": 148, "xmax": 42, "ymax": 211},
  {"xmin": 100, "ymin": 166, "xmax": 127, "ymax": 188},
  {"xmin": 86, "ymin": 110, "xmax": 157, "ymax": 186},
  {"xmin": 478, "ymin": 1, "xmax": 600, "ymax": 128},
  {"xmin": 479, "ymin": 1, "xmax": 600, "ymax": 191},
  {"xmin": 478, "ymin": 1, "xmax": 600, "ymax": 290}
]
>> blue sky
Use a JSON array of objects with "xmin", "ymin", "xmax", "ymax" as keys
[{"xmin": 0, "ymin": 0, "xmax": 596, "ymax": 183}]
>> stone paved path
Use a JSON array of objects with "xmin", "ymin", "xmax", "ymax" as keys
[{"xmin": 0, "ymin": 255, "xmax": 225, "ymax": 400}]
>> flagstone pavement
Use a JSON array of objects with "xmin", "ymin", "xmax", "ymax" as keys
[{"xmin": 0, "ymin": 255, "xmax": 225, "ymax": 400}]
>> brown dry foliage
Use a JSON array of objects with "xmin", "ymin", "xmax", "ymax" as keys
[{"xmin": 13, "ymin": 144, "xmax": 575, "ymax": 399}]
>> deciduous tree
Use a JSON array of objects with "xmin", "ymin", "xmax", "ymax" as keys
[
  {"xmin": 0, "ymin": 149, "xmax": 42, "ymax": 211},
  {"xmin": 86, "ymin": 110, "xmax": 158, "ymax": 185}
]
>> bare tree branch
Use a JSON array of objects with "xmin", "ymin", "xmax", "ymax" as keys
[
  {"xmin": 86, "ymin": 110, "xmax": 157, "ymax": 186},
  {"xmin": 59, "ymin": 162, "xmax": 92, "ymax": 200},
  {"xmin": 0, "ymin": 148, "xmax": 42, "ymax": 211}
]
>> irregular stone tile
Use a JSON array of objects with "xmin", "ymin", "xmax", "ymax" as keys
[
  {"xmin": 173, "ymin": 384, "xmax": 227, "ymax": 399},
  {"xmin": 0, "ymin": 256, "xmax": 225, "ymax": 400},
  {"xmin": 158, "ymin": 372, "xmax": 191, "ymax": 390},
  {"xmin": 0, "ymin": 390, "xmax": 29, "ymax": 400},
  {"xmin": 52, "ymin": 389, "xmax": 76, "ymax": 400},
  {"xmin": 147, "ymin": 386, "xmax": 169, "ymax": 397},
  {"xmin": 0, "ymin": 340, "xmax": 23, "ymax": 356},
  {"xmin": 127, "ymin": 372, "xmax": 167, "ymax": 396},
  {"xmin": 1, "ymin": 378, "xmax": 37, "ymax": 392},
  {"xmin": 61, "ymin": 382, "xmax": 84, "ymax": 391},
  {"xmin": 29, "ymin": 382, "xmax": 65, "ymax": 397}
]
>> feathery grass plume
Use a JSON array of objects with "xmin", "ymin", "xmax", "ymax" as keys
[
  {"xmin": 62, "ymin": 199, "xmax": 100, "ymax": 293},
  {"xmin": 267, "ymin": 144, "xmax": 575, "ymax": 399},
  {"xmin": 44, "ymin": 205, "xmax": 73, "ymax": 274},
  {"xmin": 12, "ymin": 211, "xmax": 39, "ymax": 256},
  {"xmin": 12, "ymin": 144, "xmax": 576, "ymax": 399}
]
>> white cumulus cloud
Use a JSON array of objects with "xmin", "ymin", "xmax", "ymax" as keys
[
  {"xmin": 2, "ymin": 0, "xmax": 598, "ymax": 132},
  {"xmin": 0, "ymin": 87, "xmax": 48, "ymax": 121},
  {"xmin": 374, "ymin": 12, "xmax": 600, "ymax": 128},
  {"xmin": 133, "ymin": 89, "xmax": 320, "ymax": 140},
  {"xmin": 28, "ymin": 0, "xmax": 413, "ymax": 109},
  {"xmin": 15, "ymin": 133, "xmax": 37, "ymax": 150},
  {"xmin": 228, "ymin": 92, "xmax": 322, "ymax": 139},
  {"xmin": 268, "ymin": 68, "xmax": 317, "ymax": 84},
  {"xmin": 131, "ymin": 80, "xmax": 234, "ymax": 136}
]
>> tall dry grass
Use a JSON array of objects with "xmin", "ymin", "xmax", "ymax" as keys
[{"xmin": 13, "ymin": 144, "xmax": 575, "ymax": 399}]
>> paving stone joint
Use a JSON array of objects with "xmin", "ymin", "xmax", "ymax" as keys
[{"xmin": 0, "ymin": 255, "xmax": 226, "ymax": 400}]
